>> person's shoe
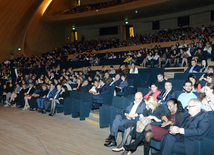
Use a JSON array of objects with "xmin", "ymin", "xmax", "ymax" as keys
[
  {"xmin": 38, "ymin": 109, "xmax": 43, "ymax": 113},
  {"xmin": 104, "ymin": 141, "xmax": 117, "ymax": 147},
  {"xmin": 105, "ymin": 135, "xmax": 115, "ymax": 142},
  {"xmin": 4, "ymin": 101, "xmax": 8, "ymax": 104},
  {"xmin": 4, "ymin": 104, "xmax": 9, "ymax": 107},
  {"xmin": 112, "ymin": 147, "xmax": 125, "ymax": 152},
  {"xmin": 42, "ymin": 110, "xmax": 46, "ymax": 114}
]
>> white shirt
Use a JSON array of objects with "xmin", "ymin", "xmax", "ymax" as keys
[
  {"xmin": 129, "ymin": 101, "xmax": 140, "ymax": 115},
  {"xmin": 129, "ymin": 67, "xmax": 138, "ymax": 74}
]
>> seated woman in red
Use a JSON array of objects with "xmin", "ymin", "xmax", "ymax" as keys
[
  {"xmin": 144, "ymin": 83, "xmax": 161, "ymax": 100},
  {"xmin": 188, "ymin": 74, "xmax": 201, "ymax": 92},
  {"xmin": 123, "ymin": 98, "xmax": 185, "ymax": 155}
]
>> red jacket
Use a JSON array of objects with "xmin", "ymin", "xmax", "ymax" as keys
[{"xmin": 143, "ymin": 90, "xmax": 161, "ymax": 101}]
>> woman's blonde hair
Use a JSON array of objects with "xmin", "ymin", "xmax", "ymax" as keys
[{"xmin": 145, "ymin": 96, "xmax": 160, "ymax": 110}]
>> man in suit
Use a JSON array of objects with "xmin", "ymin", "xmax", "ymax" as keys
[
  {"xmin": 160, "ymin": 99, "xmax": 211, "ymax": 155},
  {"xmin": 109, "ymin": 74, "xmax": 122, "ymax": 87},
  {"xmin": 19, "ymin": 83, "xmax": 35, "ymax": 108},
  {"xmin": 104, "ymin": 92, "xmax": 146, "ymax": 147},
  {"xmin": 185, "ymin": 59, "xmax": 201, "ymax": 73},
  {"xmin": 157, "ymin": 81, "xmax": 176, "ymax": 104},
  {"xmin": 92, "ymin": 79, "xmax": 110, "ymax": 100},
  {"xmin": 78, "ymin": 79, "xmax": 92, "ymax": 92},
  {"xmin": 155, "ymin": 73, "xmax": 166, "ymax": 90},
  {"xmin": 103, "ymin": 72, "xmax": 112, "ymax": 85},
  {"xmin": 37, "ymin": 83, "xmax": 56, "ymax": 112},
  {"xmin": 42, "ymin": 84, "xmax": 62, "ymax": 114}
]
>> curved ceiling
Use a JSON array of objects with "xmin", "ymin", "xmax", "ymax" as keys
[{"xmin": 43, "ymin": 0, "xmax": 214, "ymax": 26}]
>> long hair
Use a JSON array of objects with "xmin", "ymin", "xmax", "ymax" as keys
[
  {"xmin": 188, "ymin": 74, "xmax": 199, "ymax": 89},
  {"xmin": 198, "ymin": 83, "xmax": 214, "ymax": 102},
  {"xmin": 168, "ymin": 98, "xmax": 184, "ymax": 113},
  {"xmin": 145, "ymin": 96, "xmax": 159, "ymax": 110},
  {"xmin": 207, "ymin": 73, "xmax": 214, "ymax": 85}
]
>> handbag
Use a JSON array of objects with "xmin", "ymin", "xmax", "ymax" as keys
[{"xmin": 136, "ymin": 117, "xmax": 151, "ymax": 133}]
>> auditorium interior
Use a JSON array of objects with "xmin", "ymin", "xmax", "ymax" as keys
[{"xmin": 0, "ymin": 0, "xmax": 214, "ymax": 154}]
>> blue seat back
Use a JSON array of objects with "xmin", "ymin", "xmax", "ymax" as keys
[{"xmin": 112, "ymin": 96, "xmax": 125, "ymax": 108}]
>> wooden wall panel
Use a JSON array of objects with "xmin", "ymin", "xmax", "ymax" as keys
[
  {"xmin": 0, "ymin": 0, "xmax": 43, "ymax": 62},
  {"xmin": 22, "ymin": 0, "xmax": 65, "ymax": 57}
]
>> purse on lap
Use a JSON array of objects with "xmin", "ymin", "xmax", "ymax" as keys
[{"xmin": 136, "ymin": 117, "xmax": 151, "ymax": 133}]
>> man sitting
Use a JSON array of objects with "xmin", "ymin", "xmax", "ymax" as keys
[
  {"xmin": 37, "ymin": 83, "xmax": 56, "ymax": 112},
  {"xmin": 78, "ymin": 79, "xmax": 92, "ymax": 92},
  {"xmin": 103, "ymin": 72, "xmax": 112, "ymax": 85},
  {"xmin": 109, "ymin": 74, "xmax": 122, "ymax": 87},
  {"xmin": 104, "ymin": 92, "xmax": 145, "ymax": 147},
  {"xmin": 161, "ymin": 99, "xmax": 211, "ymax": 155},
  {"xmin": 178, "ymin": 80, "xmax": 197, "ymax": 108},
  {"xmin": 157, "ymin": 81, "xmax": 176, "ymax": 104},
  {"xmin": 42, "ymin": 84, "xmax": 62, "ymax": 114},
  {"xmin": 185, "ymin": 59, "xmax": 200, "ymax": 73},
  {"xmin": 155, "ymin": 73, "xmax": 166, "ymax": 90}
]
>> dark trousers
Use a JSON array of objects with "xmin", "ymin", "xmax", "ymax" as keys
[
  {"xmin": 111, "ymin": 114, "xmax": 134, "ymax": 141},
  {"xmin": 43, "ymin": 100, "xmax": 52, "ymax": 111},
  {"xmin": 160, "ymin": 134, "xmax": 186, "ymax": 155}
]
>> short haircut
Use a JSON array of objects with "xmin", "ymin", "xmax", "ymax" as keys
[
  {"xmin": 157, "ymin": 73, "xmax": 163, "ymax": 77},
  {"xmin": 208, "ymin": 65, "xmax": 214, "ymax": 70},
  {"xmin": 184, "ymin": 80, "xmax": 192, "ymax": 86},
  {"xmin": 121, "ymin": 74, "xmax": 128, "ymax": 80},
  {"xmin": 150, "ymin": 82, "xmax": 158, "ymax": 88},
  {"xmin": 191, "ymin": 59, "xmax": 197, "ymax": 62}
]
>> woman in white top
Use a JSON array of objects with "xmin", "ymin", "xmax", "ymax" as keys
[
  {"xmin": 129, "ymin": 63, "xmax": 138, "ymax": 74},
  {"xmin": 89, "ymin": 80, "xmax": 99, "ymax": 93},
  {"xmin": 203, "ymin": 42, "xmax": 212, "ymax": 56},
  {"xmin": 199, "ymin": 83, "xmax": 214, "ymax": 111},
  {"xmin": 140, "ymin": 52, "xmax": 152, "ymax": 67}
]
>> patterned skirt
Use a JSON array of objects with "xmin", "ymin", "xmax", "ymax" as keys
[{"xmin": 150, "ymin": 124, "xmax": 169, "ymax": 141}]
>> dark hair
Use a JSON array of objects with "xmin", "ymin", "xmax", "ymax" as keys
[
  {"xmin": 188, "ymin": 74, "xmax": 199, "ymax": 89},
  {"xmin": 121, "ymin": 74, "xmax": 128, "ymax": 80},
  {"xmin": 62, "ymin": 85, "xmax": 68, "ymax": 92},
  {"xmin": 168, "ymin": 98, "xmax": 185, "ymax": 113},
  {"xmin": 183, "ymin": 80, "xmax": 192, "ymax": 86},
  {"xmin": 150, "ymin": 82, "xmax": 158, "ymax": 88},
  {"xmin": 207, "ymin": 73, "xmax": 214, "ymax": 85},
  {"xmin": 198, "ymin": 83, "xmax": 214, "ymax": 102}
]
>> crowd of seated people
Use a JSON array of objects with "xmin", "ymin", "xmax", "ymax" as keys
[
  {"xmin": 105, "ymin": 76, "xmax": 214, "ymax": 154},
  {"xmin": 59, "ymin": 0, "xmax": 138, "ymax": 15}
]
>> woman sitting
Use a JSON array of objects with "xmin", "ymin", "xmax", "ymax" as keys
[
  {"xmin": 89, "ymin": 80, "xmax": 99, "ymax": 93},
  {"xmin": 199, "ymin": 65, "xmax": 214, "ymax": 81},
  {"xmin": 200, "ymin": 73, "xmax": 214, "ymax": 93},
  {"xmin": 188, "ymin": 74, "xmax": 201, "ymax": 92},
  {"xmin": 123, "ymin": 99, "xmax": 184, "ymax": 155},
  {"xmin": 129, "ymin": 63, "xmax": 138, "ymax": 74},
  {"xmin": 199, "ymin": 60, "xmax": 209, "ymax": 73},
  {"xmin": 199, "ymin": 83, "xmax": 214, "ymax": 111},
  {"xmin": 140, "ymin": 52, "xmax": 153, "ymax": 67},
  {"xmin": 112, "ymin": 96, "xmax": 165, "ymax": 154},
  {"xmin": 4, "ymin": 83, "xmax": 14, "ymax": 106},
  {"xmin": 164, "ymin": 50, "xmax": 176, "ymax": 67},
  {"xmin": 192, "ymin": 48, "xmax": 203, "ymax": 60},
  {"xmin": 114, "ymin": 74, "xmax": 128, "ymax": 95},
  {"xmin": 72, "ymin": 78, "xmax": 82, "ymax": 90},
  {"xmin": 49, "ymin": 85, "xmax": 69, "ymax": 116},
  {"xmin": 143, "ymin": 83, "xmax": 161, "ymax": 100},
  {"xmin": 29, "ymin": 84, "xmax": 49, "ymax": 111}
]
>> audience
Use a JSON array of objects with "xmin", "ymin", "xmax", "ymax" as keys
[
  {"xmin": 155, "ymin": 73, "xmax": 166, "ymax": 89},
  {"xmin": 115, "ymin": 74, "xmax": 128, "ymax": 94},
  {"xmin": 129, "ymin": 63, "xmax": 138, "ymax": 74},
  {"xmin": 123, "ymin": 98, "xmax": 184, "ymax": 155},
  {"xmin": 187, "ymin": 74, "xmax": 201, "ymax": 92},
  {"xmin": 104, "ymin": 92, "xmax": 145, "ymax": 147},
  {"xmin": 160, "ymin": 99, "xmax": 210, "ymax": 155}
]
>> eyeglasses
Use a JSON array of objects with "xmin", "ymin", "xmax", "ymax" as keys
[{"xmin": 187, "ymin": 105, "xmax": 196, "ymax": 108}]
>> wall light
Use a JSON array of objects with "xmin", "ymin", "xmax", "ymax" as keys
[
  {"xmin": 125, "ymin": 21, "xmax": 128, "ymax": 24},
  {"xmin": 43, "ymin": 0, "xmax": 53, "ymax": 14},
  {"xmin": 18, "ymin": 48, "xmax": 21, "ymax": 51}
]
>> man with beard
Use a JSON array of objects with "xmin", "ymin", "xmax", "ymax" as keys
[{"xmin": 178, "ymin": 80, "xmax": 197, "ymax": 108}]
